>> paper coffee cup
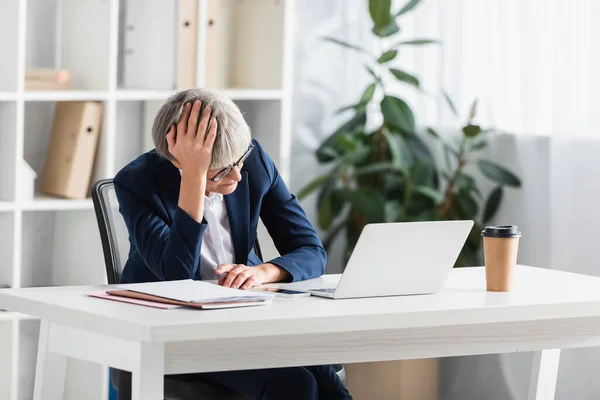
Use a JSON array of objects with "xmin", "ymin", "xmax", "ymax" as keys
[{"xmin": 481, "ymin": 225, "xmax": 521, "ymax": 292}]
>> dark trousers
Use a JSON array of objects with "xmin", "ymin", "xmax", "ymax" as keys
[{"xmin": 112, "ymin": 365, "xmax": 352, "ymax": 400}]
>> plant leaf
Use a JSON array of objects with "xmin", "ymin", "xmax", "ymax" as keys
[
  {"xmin": 316, "ymin": 169, "xmax": 342, "ymax": 230},
  {"xmin": 381, "ymin": 96, "xmax": 415, "ymax": 133},
  {"xmin": 394, "ymin": 39, "xmax": 439, "ymax": 46},
  {"xmin": 346, "ymin": 188, "xmax": 386, "ymax": 222},
  {"xmin": 411, "ymin": 159, "xmax": 434, "ymax": 186},
  {"xmin": 385, "ymin": 200, "xmax": 406, "ymax": 222},
  {"xmin": 344, "ymin": 143, "xmax": 370, "ymax": 164},
  {"xmin": 318, "ymin": 190, "xmax": 333, "ymax": 230},
  {"xmin": 322, "ymin": 220, "xmax": 346, "ymax": 251},
  {"xmin": 337, "ymin": 133, "xmax": 358, "ymax": 151},
  {"xmin": 383, "ymin": 131, "xmax": 408, "ymax": 172},
  {"xmin": 377, "ymin": 50, "xmax": 398, "ymax": 64},
  {"xmin": 369, "ymin": 0, "xmax": 392, "ymax": 29},
  {"xmin": 414, "ymin": 185, "xmax": 444, "ymax": 204},
  {"xmin": 335, "ymin": 103, "xmax": 360, "ymax": 115},
  {"xmin": 462, "ymin": 124, "xmax": 482, "ymax": 138},
  {"xmin": 373, "ymin": 20, "xmax": 400, "ymax": 37},
  {"xmin": 331, "ymin": 188, "xmax": 348, "ymax": 219},
  {"xmin": 389, "ymin": 68, "xmax": 420, "ymax": 88},
  {"xmin": 484, "ymin": 186, "xmax": 503, "ymax": 222},
  {"xmin": 442, "ymin": 90, "xmax": 459, "ymax": 117},
  {"xmin": 318, "ymin": 146, "xmax": 340, "ymax": 160},
  {"xmin": 360, "ymin": 83, "xmax": 377, "ymax": 104},
  {"xmin": 469, "ymin": 98, "xmax": 478, "ymax": 121},
  {"xmin": 404, "ymin": 133, "xmax": 435, "ymax": 164},
  {"xmin": 470, "ymin": 139, "xmax": 488, "ymax": 151},
  {"xmin": 456, "ymin": 173, "xmax": 475, "ymax": 191},
  {"xmin": 455, "ymin": 191, "xmax": 479, "ymax": 219},
  {"xmin": 297, "ymin": 173, "xmax": 331, "ymax": 200},
  {"xmin": 426, "ymin": 127, "xmax": 439, "ymax": 138},
  {"xmin": 316, "ymin": 111, "xmax": 366, "ymax": 162},
  {"xmin": 323, "ymin": 37, "xmax": 366, "ymax": 53},
  {"xmin": 396, "ymin": 0, "xmax": 422, "ymax": 16},
  {"xmin": 354, "ymin": 162, "xmax": 393, "ymax": 176},
  {"xmin": 366, "ymin": 65, "xmax": 381, "ymax": 82},
  {"xmin": 477, "ymin": 159, "xmax": 522, "ymax": 187},
  {"xmin": 443, "ymin": 145, "xmax": 452, "ymax": 170}
]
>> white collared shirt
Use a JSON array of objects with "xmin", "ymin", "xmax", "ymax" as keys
[
  {"xmin": 200, "ymin": 191, "xmax": 235, "ymax": 280},
  {"xmin": 179, "ymin": 170, "xmax": 235, "ymax": 280}
]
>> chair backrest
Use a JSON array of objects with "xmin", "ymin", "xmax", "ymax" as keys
[
  {"xmin": 91, "ymin": 179, "xmax": 264, "ymax": 285},
  {"xmin": 91, "ymin": 179, "xmax": 130, "ymax": 284}
]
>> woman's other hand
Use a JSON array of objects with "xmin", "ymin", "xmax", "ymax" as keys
[
  {"xmin": 167, "ymin": 99, "xmax": 217, "ymax": 176},
  {"xmin": 216, "ymin": 263, "xmax": 291, "ymax": 290}
]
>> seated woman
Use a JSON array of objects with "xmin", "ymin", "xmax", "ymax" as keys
[{"xmin": 113, "ymin": 88, "xmax": 352, "ymax": 400}]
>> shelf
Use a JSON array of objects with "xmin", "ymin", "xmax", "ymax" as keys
[
  {"xmin": 0, "ymin": 202, "xmax": 15, "ymax": 212},
  {"xmin": 0, "ymin": 92, "xmax": 17, "ymax": 101},
  {"xmin": 115, "ymin": 88, "xmax": 283, "ymax": 101},
  {"xmin": 218, "ymin": 89, "xmax": 283, "ymax": 101},
  {"xmin": 19, "ymin": 196, "xmax": 94, "ymax": 211},
  {"xmin": 115, "ymin": 90, "xmax": 177, "ymax": 101},
  {"xmin": 23, "ymin": 91, "xmax": 110, "ymax": 102}
]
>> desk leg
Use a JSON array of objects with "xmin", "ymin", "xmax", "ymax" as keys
[
  {"xmin": 132, "ymin": 341, "xmax": 164, "ymax": 400},
  {"xmin": 528, "ymin": 349, "xmax": 561, "ymax": 400},
  {"xmin": 33, "ymin": 320, "xmax": 67, "ymax": 400}
]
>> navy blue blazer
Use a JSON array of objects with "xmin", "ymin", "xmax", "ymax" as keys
[{"xmin": 113, "ymin": 139, "xmax": 326, "ymax": 284}]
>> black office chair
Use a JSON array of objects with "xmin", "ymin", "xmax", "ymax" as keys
[
  {"xmin": 91, "ymin": 179, "xmax": 346, "ymax": 398},
  {"xmin": 91, "ymin": 179, "xmax": 249, "ymax": 399}
]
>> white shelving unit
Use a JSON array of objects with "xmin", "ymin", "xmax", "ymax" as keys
[{"xmin": 0, "ymin": 0, "xmax": 294, "ymax": 399}]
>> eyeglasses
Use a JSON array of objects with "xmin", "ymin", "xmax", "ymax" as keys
[{"xmin": 209, "ymin": 143, "xmax": 254, "ymax": 182}]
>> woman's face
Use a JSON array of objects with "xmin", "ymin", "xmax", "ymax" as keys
[{"xmin": 205, "ymin": 163, "xmax": 243, "ymax": 195}]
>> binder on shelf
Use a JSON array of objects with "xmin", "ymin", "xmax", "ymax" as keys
[
  {"xmin": 204, "ymin": 0, "xmax": 234, "ymax": 89},
  {"xmin": 177, "ymin": 0, "xmax": 199, "ymax": 89},
  {"xmin": 230, "ymin": 0, "xmax": 283, "ymax": 89},
  {"xmin": 39, "ymin": 101, "xmax": 103, "ymax": 200},
  {"xmin": 121, "ymin": 0, "xmax": 177, "ymax": 90},
  {"xmin": 204, "ymin": 0, "xmax": 283, "ymax": 89},
  {"xmin": 25, "ymin": 68, "xmax": 71, "ymax": 91}
]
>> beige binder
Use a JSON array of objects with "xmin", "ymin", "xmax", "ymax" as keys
[
  {"xmin": 205, "ymin": 0, "xmax": 235, "ymax": 89},
  {"xmin": 39, "ymin": 101, "xmax": 103, "ymax": 199},
  {"xmin": 177, "ymin": 0, "xmax": 199, "ymax": 89},
  {"xmin": 25, "ymin": 68, "xmax": 71, "ymax": 91}
]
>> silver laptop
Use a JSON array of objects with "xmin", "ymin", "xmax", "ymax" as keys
[{"xmin": 309, "ymin": 220, "xmax": 474, "ymax": 299}]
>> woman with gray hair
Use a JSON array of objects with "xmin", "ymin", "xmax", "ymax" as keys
[{"xmin": 112, "ymin": 88, "xmax": 352, "ymax": 399}]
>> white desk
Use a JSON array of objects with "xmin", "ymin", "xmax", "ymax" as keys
[{"xmin": 2, "ymin": 265, "xmax": 600, "ymax": 400}]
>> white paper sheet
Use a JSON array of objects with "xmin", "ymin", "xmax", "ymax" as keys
[{"xmin": 118, "ymin": 279, "xmax": 274, "ymax": 304}]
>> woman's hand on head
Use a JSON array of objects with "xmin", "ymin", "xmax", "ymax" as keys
[
  {"xmin": 166, "ymin": 99, "xmax": 217, "ymax": 177},
  {"xmin": 216, "ymin": 263, "xmax": 291, "ymax": 290}
]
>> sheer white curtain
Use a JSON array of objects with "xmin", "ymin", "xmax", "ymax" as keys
[{"xmin": 292, "ymin": 1, "xmax": 600, "ymax": 398}]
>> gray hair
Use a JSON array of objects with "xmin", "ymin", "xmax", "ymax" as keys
[{"xmin": 152, "ymin": 88, "xmax": 252, "ymax": 170}]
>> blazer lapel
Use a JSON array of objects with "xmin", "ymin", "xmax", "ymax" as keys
[{"xmin": 224, "ymin": 172, "xmax": 250, "ymax": 264}]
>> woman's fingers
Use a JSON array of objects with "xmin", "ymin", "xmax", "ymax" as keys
[
  {"xmin": 187, "ymin": 100, "xmax": 202, "ymax": 136},
  {"xmin": 196, "ymin": 106, "xmax": 211, "ymax": 140},
  {"xmin": 177, "ymin": 102, "xmax": 192, "ymax": 136},
  {"xmin": 231, "ymin": 271, "xmax": 252, "ymax": 289},
  {"xmin": 204, "ymin": 119, "xmax": 217, "ymax": 149},
  {"xmin": 241, "ymin": 277, "xmax": 256, "ymax": 290},
  {"xmin": 222, "ymin": 265, "xmax": 247, "ymax": 288},
  {"xmin": 215, "ymin": 263, "xmax": 241, "ymax": 276}
]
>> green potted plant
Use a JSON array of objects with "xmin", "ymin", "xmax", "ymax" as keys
[{"xmin": 298, "ymin": 0, "xmax": 521, "ymax": 269}]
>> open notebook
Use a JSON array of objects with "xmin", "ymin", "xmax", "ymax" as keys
[{"xmin": 104, "ymin": 279, "xmax": 274, "ymax": 310}]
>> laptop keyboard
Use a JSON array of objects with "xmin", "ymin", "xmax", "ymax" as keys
[{"xmin": 311, "ymin": 288, "xmax": 336, "ymax": 293}]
